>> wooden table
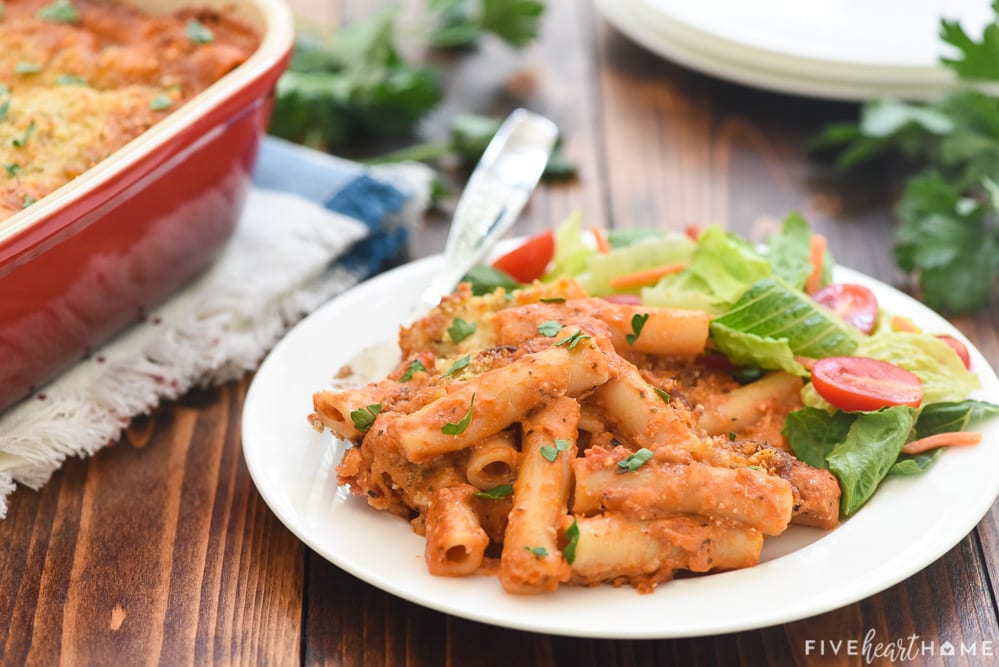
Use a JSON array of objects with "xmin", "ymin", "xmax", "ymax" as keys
[{"xmin": 3, "ymin": 1, "xmax": 998, "ymax": 664}]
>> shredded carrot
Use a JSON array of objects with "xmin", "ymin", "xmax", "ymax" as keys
[
  {"xmin": 901, "ymin": 431, "xmax": 982, "ymax": 455},
  {"xmin": 793, "ymin": 355, "xmax": 816, "ymax": 371},
  {"xmin": 891, "ymin": 315, "xmax": 921, "ymax": 333},
  {"xmin": 592, "ymin": 227, "xmax": 611, "ymax": 254},
  {"xmin": 609, "ymin": 263, "xmax": 686, "ymax": 290},
  {"xmin": 805, "ymin": 233, "xmax": 827, "ymax": 295},
  {"xmin": 684, "ymin": 225, "xmax": 702, "ymax": 241}
]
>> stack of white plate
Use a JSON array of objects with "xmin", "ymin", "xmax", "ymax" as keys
[{"xmin": 594, "ymin": 0, "xmax": 993, "ymax": 101}]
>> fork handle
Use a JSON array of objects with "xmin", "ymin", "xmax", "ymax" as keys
[{"xmin": 414, "ymin": 109, "xmax": 558, "ymax": 315}]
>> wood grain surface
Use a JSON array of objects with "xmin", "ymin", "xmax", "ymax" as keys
[{"xmin": 2, "ymin": 1, "xmax": 998, "ymax": 665}]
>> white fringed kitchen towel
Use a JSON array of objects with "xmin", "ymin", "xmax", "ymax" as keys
[{"xmin": 0, "ymin": 137, "xmax": 433, "ymax": 518}]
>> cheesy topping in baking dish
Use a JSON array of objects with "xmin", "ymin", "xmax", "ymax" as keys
[{"xmin": 0, "ymin": 0, "xmax": 259, "ymax": 221}]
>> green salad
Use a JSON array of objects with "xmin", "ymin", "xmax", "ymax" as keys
[{"xmin": 465, "ymin": 213, "xmax": 999, "ymax": 517}]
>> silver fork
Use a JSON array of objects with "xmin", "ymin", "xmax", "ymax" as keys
[{"xmin": 341, "ymin": 108, "xmax": 558, "ymax": 383}]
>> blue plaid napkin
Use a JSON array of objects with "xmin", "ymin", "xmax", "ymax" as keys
[{"xmin": 254, "ymin": 136, "xmax": 430, "ymax": 279}]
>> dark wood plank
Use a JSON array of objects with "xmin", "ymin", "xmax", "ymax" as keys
[{"xmin": 0, "ymin": 380, "xmax": 304, "ymax": 665}]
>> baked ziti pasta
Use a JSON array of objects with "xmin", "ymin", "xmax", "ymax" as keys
[{"xmin": 314, "ymin": 278, "xmax": 842, "ymax": 594}]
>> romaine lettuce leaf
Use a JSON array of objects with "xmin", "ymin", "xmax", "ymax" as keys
[
  {"xmin": 542, "ymin": 215, "xmax": 692, "ymax": 296},
  {"xmin": 543, "ymin": 211, "xmax": 594, "ymax": 280},
  {"xmin": 577, "ymin": 234, "xmax": 694, "ymax": 296},
  {"xmin": 709, "ymin": 276, "xmax": 862, "ymax": 375},
  {"xmin": 783, "ymin": 407, "xmax": 854, "ymax": 469},
  {"xmin": 709, "ymin": 328, "xmax": 808, "ymax": 376},
  {"xmin": 826, "ymin": 407, "xmax": 916, "ymax": 516},
  {"xmin": 764, "ymin": 212, "xmax": 836, "ymax": 291},
  {"xmin": 914, "ymin": 399, "xmax": 999, "ymax": 436},
  {"xmin": 889, "ymin": 449, "xmax": 944, "ymax": 476},
  {"xmin": 642, "ymin": 226, "xmax": 771, "ymax": 314},
  {"xmin": 887, "ymin": 399, "xmax": 999, "ymax": 475}
]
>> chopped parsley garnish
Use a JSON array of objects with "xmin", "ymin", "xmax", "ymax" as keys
[
  {"xmin": 349, "ymin": 403, "xmax": 382, "ymax": 432},
  {"xmin": 12, "ymin": 121, "xmax": 35, "ymax": 148},
  {"xmin": 616, "ymin": 447, "xmax": 653, "ymax": 472},
  {"xmin": 554, "ymin": 329, "xmax": 591, "ymax": 350},
  {"xmin": 625, "ymin": 313, "xmax": 649, "ymax": 345},
  {"xmin": 540, "ymin": 438, "xmax": 570, "ymax": 462},
  {"xmin": 537, "ymin": 319, "xmax": 562, "ymax": 337},
  {"xmin": 447, "ymin": 317, "xmax": 476, "ymax": 343},
  {"xmin": 564, "ymin": 519, "xmax": 579, "ymax": 565},
  {"xmin": 55, "ymin": 73, "xmax": 87, "ymax": 86},
  {"xmin": 399, "ymin": 358, "xmax": 427, "ymax": 381},
  {"xmin": 0, "ymin": 99, "xmax": 8, "ymax": 123},
  {"xmin": 37, "ymin": 0, "xmax": 79, "ymax": 23},
  {"xmin": 15, "ymin": 62, "xmax": 41, "ymax": 75},
  {"xmin": 539, "ymin": 297, "xmax": 565, "ymax": 303},
  {"xmin": 473, "ymin": 484, "xmax": 513, "ymax": 500},
  {"xmin": 22, "ymin": 194, "xmax": 35, "ymax": 207},
  {"xmin": 524, "ymin": 546, "xmax": 548, "ymax": 558},
  {"xmin": 652, "ymin": 386, "xmax": 670, "ymax": 404},
  {"xmin": 443, "ymin": 354, "xmax": 471, "ymax": 377},
  {"xmin": 186, "ymin": 18, "xmax": 215, "ymax": 44},
  {"xmin": 729, "ymin": 432, "xmax": 738, "ymax": 441},
  {"xmin": 3, "ymin": 162, "xmax": 23, "ymax": 177},
  {"xmin": 442, "ymin": 392, "xmax": 475, "ymax": 435},
  {"xmin": 150, "ymin": 94, "xmax": 173, "ymax": 111}
]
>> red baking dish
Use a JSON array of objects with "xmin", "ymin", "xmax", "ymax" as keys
[{"xmin": 0, "ymin": 0, "xmax": 294, "ymax": 412}]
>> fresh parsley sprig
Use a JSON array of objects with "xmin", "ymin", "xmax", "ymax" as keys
[
  {"xmin": 473, "ymin": 483, "xmax": 513, "ymax": 500},
  {"xmin": 428, "ymin": 0, "xmax": 544, "ymax": 49},
  {"xmin": 554, "ymin": 329, "xmax": 591, "ymax": 350},
  {"xmin": 625, "ymin": 313, "xmax": 649, "ymax": 345},
  {"xmin": 443, "ymin": 354, "xmax": 471, "ymax": 377},
  {"xmin": 270, "ymin": 9, "xmax": 444, "ymax": 148},
  {"xmin": 400, "ymin": 358, "xmax": 428, "ymax": 381},
  {"xmin": 537, "ymin": 319, "xmax": 562, "ymax": 337},
  {"xmin": 447, "ymin": 318, "xmax": 476, "ymax": 343},
  {"xmin": 350, "ymin": 403, "xmax": 383, "ymax": 432},
  {"xmin": 186, "ymin": 18, "xmax": 215, "ymax": 44},
  {"xmin": 539, "ymin": 438, "xmax": 570, "ymax": 462},
  {"xmin": 813, "ymin": 4, "xmax": 999, "ymax": 312},
  {"xmin": 617, "ymin": 448, "xmax": 653, "ymax": 473},
  {"xmin": 563, "ymin": 519, "xmax": 579, "ymax": 565},
  {"xmin": 269, "ymin": 2, "xmax": 545, "ymax": 151},
  {"xmin": 365, "ymin": 112, "xmax": 576, "ymax": 182},
  {"xmin": 37, "ymin": 0, "xmax": 79, "ymax": 23},
  {"xmin": 442, "ymin": 393, "xmax": 475, "ymax": 435}
]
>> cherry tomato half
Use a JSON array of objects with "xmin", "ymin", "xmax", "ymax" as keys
[
  {"xmin": 811, "ymin": 283, "xmax": 879, "ymax": 334},
  {"xmin": 937, "ymin": 334, "xmax": 972, "ymax": 370},
  {"xmin": 811, "ymin": 356, "xmax": 923, "ymax": 412},
  {"xmin": 491, "ymin": 231, "xmax": 555, "ymax": 283}
]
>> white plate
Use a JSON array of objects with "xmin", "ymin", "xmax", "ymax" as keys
[
  {"xmin": 594, "ymin": 0, "xmax": 995, "ymax": 101},
  {"xmin": 642, "ymin": 0, "xmax": 992, "ymax": 69},
  {"xmin": 242, "ymin": 257, "xmax": 999, "ymax": 639}
]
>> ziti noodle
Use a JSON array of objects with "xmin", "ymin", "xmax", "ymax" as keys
[{"xmin": 311, "ymin": 278, "xmax": 841, "ymax": 594}]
